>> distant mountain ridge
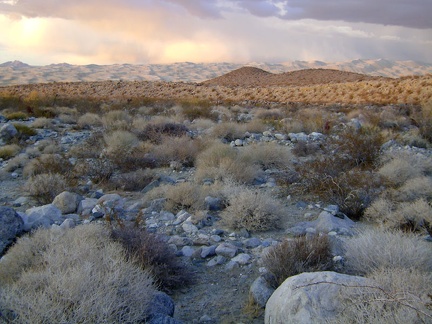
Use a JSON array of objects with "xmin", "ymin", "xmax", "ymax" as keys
[{"xmin": 0, "ymin": 59, "xmax": 431, "ymax": 86}]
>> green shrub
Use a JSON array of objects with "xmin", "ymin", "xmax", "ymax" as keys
[
  {"xmin": 0, "ymin": 224, "xmax": 155, "ymax": 323},
  {"xmin": 262, "ymin": 235, "xmax": 333, "ymax": 286},
  {"xmin": 221, "ymin": 188, "xmax": 285, "ymax": 232},
  {"xmin": 111, "ymin": 226, "xmax": 193, "ymax": 292}
]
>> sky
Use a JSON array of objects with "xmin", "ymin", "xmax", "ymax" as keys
[{"xmin": 0, "ymin": 0, "xmax": 431, "ymax": 65}]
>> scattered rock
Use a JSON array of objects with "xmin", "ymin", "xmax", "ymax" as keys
[
  {"xmin": 215, "ymin": 243, "xmax": 238, "ymax": 258},
  {"xmin": 52, "ymin": 191, "xmax": 82, "ymax": 214},
  {"xmin": 250, "ymin": 275, "xmax": 275, "ymax": 308},
  {"xmin": 24, "ymin": 204, "xmax": 63, "ymax": 231},
  {"xmin": 0, "ymin": 123, "xmax": 18, "ymax": 141},
  {"xmin": 0, "ymin": 207, "xmax": 24, "ymax": 255}
]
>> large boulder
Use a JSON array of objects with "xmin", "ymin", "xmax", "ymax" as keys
[
  {"xmin": 265, "ymin": 271, "xmax": 373, "ymax": 324},
  {"xmin": 0, "ymin": 207, "xmax": 24, "ymax": 255},
  {"xmin": 52, "ymin": 191, "xmax": 82, "ymax": 214},
  {"xmin": 23, "ymin": 204, "xmax": 63, "ymax": 231}
]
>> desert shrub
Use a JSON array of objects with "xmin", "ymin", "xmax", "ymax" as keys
[
  {"xmin": 137, "ymin": 122, "xmax": 189, "ymax": 144},
  {"xmin": 210, "ymin": 122, "xmax": 246, "ymax": 142},
  {"xmin": 377, "ymin": 152, "xmax": 432, "ymax": 187},
  {"xmin": 343, "ymin": 228, "xmax": 432, "ymax": 276},
  {"xmin": 331, "ymin": 126, "xmax": 384, "ymax": 169},
  {"xmin": 77, "ymin": 112, "xmax": 103, "ymax": 129},
  {"xmin": 104, "ymin": 130, "xmax": 139, "ymax": 157},
  {"xmin": 221, "ymin": 188, "xmax": 285, "ymax": 232},
  {"xmin": 262, "ymin": 235, "xmax": 333, "ymax": 286},
  {"xmin": 0, "ymin": 224, "xmax": 155, "ymax": 323},
  {"xmin": 4, "ymin": 111, "xmax": 28, "ymax": 120},
  {"xmin": 295, "ymin": 158, "xmax": 383, "ymax": 219},
  {"xmin": 243, "ymin": 118, "xmax": 267, "ymax": 133},
  {"xmin": 187, "ymin": 118, "xmax": 216, "ymax": 133},
  {"xmin": 102, "ymin": 110, "xmax": 132, "ymax": 130},
  {"xmin": 31, "ymin": 107, "xmax": 57, "ymax": 118},
  {"xmin": 292, "ymin": 140, "xmax": 321, "ymax": 157},
  {"xmin": 180, "ymin": 101, "xmax": 217, "ymax": 121},
  {"xmin": 280, "ymin": 118, "xmax": 304, "ymax": 133},
  {"xmin": 25, "ymin": 173, "xmax": 68, "ymax": 204},
  {"xmin": 241, "ymin": 142, "xmax": 293, "ymax": 170},
  {"xmin": 12, "ymin": 123, "xmax": 37, "ymax": 139},
  {"xmin": 417, "ymin": 100, "xmax": 432, "ymax": 143},
  {"xmin": 111, "ymin": 226, "xmax": 193, "ymax": 292},
  {"xmin": 108, "ymin": 169, "xmax": 154, "ymax": 192},
  {"xmin": 296, "ymin": 108, "xmax": 328, "ymax": 133},
  {"xmin": 256, "ymin": 108, "xmax": 284, "ymax": 122},
  {"xmin": 58, "ymin": 113, "xmax": 77, "ymax": 124},
  {"xmin": 73, "ymin": 157, "xmax": 115, "ymax": 184},
  {"xmin": 30, "ymin": 117, "xmax": 53, "ymax": 129},
  {"xmin": 365, "ymin": 198, "xmax": 432, "ymax": 235},
  {"xmin": 332, "ymin": 268, "xmax": 432, "ymax": 324},
  {"xmin": 195, "ymin": 142, "xmax": 260, "ymax": 184},
  {"xmin": 164, "ymin": 182, "xmax": 208, "ymax": 213},
  {"xmin": 395, "ymin": 176, "xmax": 432, "ymax": 202},
  {"xmin": 23, "ymin": 153, "xmax": 72, "ymax": 178},
  {"xmin": 0, "ymin": 144, "xmax": 20, "ymax": 160},
  {"xmin": 3, "ymin": 153, "xmax": 29, "ymax": 172},
  {"xmin": 150, "ymin": 136, "xmax": 204, "ymax": 167}
]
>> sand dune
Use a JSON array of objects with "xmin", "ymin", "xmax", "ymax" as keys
[{"xmin": 0, "ymin": 59, "xmax": 431, "ymax": 87}]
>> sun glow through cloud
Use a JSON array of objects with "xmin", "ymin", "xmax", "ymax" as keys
[{"xmin": 0, "ymin": 0, "xmax": 431, "ymax": 65}]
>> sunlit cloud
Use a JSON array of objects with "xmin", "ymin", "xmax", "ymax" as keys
[{"xmin": 0, "ymin": 0, "xmax": 430, "ymax": 65}]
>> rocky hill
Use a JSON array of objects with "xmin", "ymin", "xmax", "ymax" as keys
[{"xmin": 202, "ymin": 67, "xmax": 383, "ymax": 87}]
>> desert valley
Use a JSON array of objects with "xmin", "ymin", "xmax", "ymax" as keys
[{"xmin": 0, "ymin": 61, "xmax": 431, "ymax": 323}]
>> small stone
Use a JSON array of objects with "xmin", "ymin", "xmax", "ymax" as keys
[
  {"xmin": 60, "ymin": 218, "xmax": 75, "ymax": 230},
  {"xmin": 245, "ymin": 237, "xmax": 261, "ymax": 249},
  {"xmin": 231, "ymin": 253, "xmax": 251, "ymax": 265},
  {"xmin": 181, "ymin": 246, "xmax": 195, "ymax": 257},
  {"xmin": 182, "ymin": 222, "xmax": 198, "ymax": 234},
  {"xmin": 215, "ymin": 242, "xmax": 238, "ymax": 258},
  {"xmin": 201, "ymin": 245, "xmax": 217, "ymax": 258},
  {"xmin": 225, "ymin": 260, "xmax": 240, "ymax": 270},
  {"xmin": 234, "ymin": 139, "xmax": 243, "ymax": 146},
  {"xmin": 210, "ymin": 235, "xmax": 222, "ymax": 242},
  {"xmin": 207, "ymin": 255, "xmax": 227, "ymax": 267}
]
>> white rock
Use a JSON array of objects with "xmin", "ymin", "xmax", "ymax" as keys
[{"xmin": 265, "ymin": 271, "xmax": 374, "ymax": 324}]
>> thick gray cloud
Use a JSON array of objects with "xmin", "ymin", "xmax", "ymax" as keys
[{"xmin": 1, "ymin": 0, "xmax": 430, "ymax": 29}]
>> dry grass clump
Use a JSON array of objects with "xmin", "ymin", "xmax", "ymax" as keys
[
  {"xmin": 102, "ymin": 110, "xmax": 132, "ymax": 130},
  {"xmin": 180, "ymin": 100, "xmax": 218, "ymax": 121},
  {"xmin": 150, "ymin": 136, "xmax": 204, "ymax": 168},
  {"xmin": 104, "ymin": 130, "xmax": 139, "ymax": 156},
  {"xmin": 30, "ymin": 117, "xmax": 53, "ymax": 129},
  {"xmin": 111, "ymin": 226, "xmax": 193, "ymax": 292},
  {"xmin": 136, "ymin": 122, "xmax": 189, "ymax": 144},
  {"xmin": 108, "ymin": 169, "xmax": 155, "ymax": 192},
  {"xmin": 343, "ymin": 228, "xmax": 432, "ymax": 276},
  {"xmin": 3, "ymin": 153, "xmax": 29, "ymax": 172},
  {"xmin": 3, "ymin": 111, "xmax": 28, "ymax": 121},
  {"xmin": 25, "ymin": 173, "xmax": 68, "ymax": 204},
  {"xmin": 378, "ymin": 152, "xmax": 432, "ymax": 187},
  {"xmin": 364, "ymin": 197, "xmax": 432, "ymax": 235},
  {"xmin": 0, "ymin": 144, "xmax": 20, "ymax": 160},
  {"xmin": 77, "ymin": 112, "xmax": 102, "ymax": 129},
  {"xmin": 221, "ymin": 188, "xmax": 285, "ymax": 232},
  {"xmin": 332, "ymin": 267, "xmax": 432, "ymax": 324},
  {"xmin": 22, "ymin": 153, "xmax": 72, "ymax": 178},
  {"xmin": 241, "ymin": 142, "xmax": 293, "ymax": 170},
  {"xmin": 163, "ymin": 182, "xmax": 208, "ymax": 213},
  {"xmin": 195, "ymin": 142, "xmax": 260, "ymax": 184},
  {"xmin": 210, "ymin": 121, "xmax": 247, "ymax": 142},
  {"xmin": 396, "ymin": 176, "xmax": 432, "ymax": 202},
  {"xmin": 262, "ymin": 235, "xmax": 333, "ymax": 286},
  {"xmin": 11, "ymin": 123, "xmax": 37, "ymax": 140},
  {"xmin": 0, "ymin": 224, "xmax": 155, "ymax": 323}
]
